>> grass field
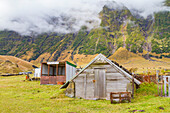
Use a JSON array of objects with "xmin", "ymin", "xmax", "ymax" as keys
[{"xmin": 0, "ymin": 75, "xmax": 170, "ymax": 113}]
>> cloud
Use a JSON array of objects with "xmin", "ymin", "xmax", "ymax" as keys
[
  {"xmin": 0, "ymin": 0, "xmax": 104, "ymax": 35},
  {"xmin": 0, "ymin": 0, "xmax": 169, "ymax": 35},
  {"xmin": 114, "ymin": 0, "xmax": 170, "ymax": 18}
]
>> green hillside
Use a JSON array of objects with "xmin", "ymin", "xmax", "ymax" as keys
[{"xmin": 0, "ymin": 4, "xmax": 169, "ymax": 63}]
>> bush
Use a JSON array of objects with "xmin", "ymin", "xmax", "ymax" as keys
[{"xmin": 136, "ymin": 82, "xmax": 158, "ymax": 96}]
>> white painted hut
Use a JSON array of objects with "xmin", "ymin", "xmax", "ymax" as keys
[
  {"xmin": 61, "ymin": 54, "xmax": 141, "ymax": 100},
  {"xmin": 34, "ymin": 68, "xmax": 41, "ymax": 78}
]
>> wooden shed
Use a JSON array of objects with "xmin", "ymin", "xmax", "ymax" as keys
[
  {"xmin": 41, "ymin": 61, "xmax": 76, "ymax": 85},
  {"xmin": 61, "ymin": 54, "xmax": 141, "ymax": 100}
]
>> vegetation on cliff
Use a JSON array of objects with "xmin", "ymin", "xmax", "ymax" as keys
[{"xmin": 0, "ymin": 4, "xmax": 169, "ymax": 63}]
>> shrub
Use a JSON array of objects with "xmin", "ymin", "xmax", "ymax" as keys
[{"xmin": 136, "ymin": 82, "xmax": 158, "ymax": 96}]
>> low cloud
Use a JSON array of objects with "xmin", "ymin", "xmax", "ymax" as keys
[{"xmin": 114, "ymin": 0, "xmax": 170, "ymax": 18}]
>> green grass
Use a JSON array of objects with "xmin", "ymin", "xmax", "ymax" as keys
[{"xmin": 0, "ymin": 76, "xmax": 170, "ymax": 113}]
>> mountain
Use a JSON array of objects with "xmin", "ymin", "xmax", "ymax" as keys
[
  {"xmin": 0, "ymin": 1, "xmax": 169, "ymax": 66},
  {"xmin": 0, "ymin": 55, "xmax": 37, "ymax": 74}
]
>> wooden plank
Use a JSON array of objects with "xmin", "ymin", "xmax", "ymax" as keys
[
  {"xmin": 148, "ymin": 73, "xmax": 151, "ymax": 83},
  {"xmin": 99, "ymin": 69, "xmax": 106, "ymax": 98},
  {"xmin": 99, "ymin": 70, "xmax": 102, "ymax": 98},
  {"xmin": 106, "ymin": 73, "xmax": 123, "ymax": 78},
  {"xmin": 110, "ymin": 93, "xmax": 113, "ymax": 104},
  {"xmin": 84, "ymin": 74, "xmax": 87, "ymax": 99},
  {"xmin": 83, "ymin": 69, "xmax": 94, "ymax": 74},
  {"xmin": 119, "ymin": 93, "xmax": 121, "ymax": 103},
  {"xmin": 87, "ymin": 74, "xmax": 95, "ymax": 77},
  {"xmin": 106, "ymin": 87, "xmax": 127, "ymax": 91},
  {"xmin": 91, "ymin": 62, "xmax": 109, "ymax": 65},
  {"xmin": 156, "ymin": 70, "xmax": 159, "ymax": 96},
  {"xmin": 107, "ymin": 89, "xmax": 126, "ymax": 93},
  {"xmin": 75, "ymin": 82, "xmax": 84, "ymax": 98},
  {"xmin": 48, "ymin": 65, "xmax": 50, "ymax": 76},
  {"xmin": 106, "ymin": 82, "xmax": 128, "ymax": 88},
  {"xmin": 56, "ymin": 64, "xmax": 58, "ymax": 76},
  {"xmin": 79, "ymin": 74, "xmax": 87, "ymax": 77},
  {"xmin": 106, "ymin": 67, "xmax": 117, "ymax": 73},
  {"xmin": 75, "ymin": 76, "xmax": 84, "ymax": 82},
  {"xmin": 86, "ymin": 77, "xmax": 94, "ymax": 83},
  {"xmin": 86, "ymin": 82, "xmax": 94, "ymax": 98},
  {"xmin": 132, "ymin": 72, "xmax": 134, "ymax": 99},
  {"xmin": 106, "ymin": 78, "xmax": 127, "ymax": 81},
  {"xmin": 86, "ymin": 74, "xmax": 94, "ymax": 98},
  {"xmin": 90, "ymin": 65, "xmax": 110, "ymax": 69},
  {"xmin": 107, "ymin": 88, "xmax": 126, "ymax": 92},
  {"xmin": 164, "ymin": 76, "xmax": 167, "ymax": 97},
  {"xmin": 106, "ymin": 84, "xmax": 127, "ymax": 90},
  {"xmin": 106, "ymin": 79, "xmax": 129, "ymax": 83},
  {"xmin": 161, "ymin": 76, "xmax": 163, "ymax": 97},
  {"xmin": 94, "ymin": 69, "xmax": 98, "ymax": 98},
  {"xmin": 111, "ymin": 92, "xmax": 131, "ymax": 94}
]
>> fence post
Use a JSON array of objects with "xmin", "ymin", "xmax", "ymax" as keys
[
  {"xmin": 119, "ymin": 93, "xmax": 121, "ymax": 103},
  {"xmin": 155, "ymin": 74, "xmax": 156, "ymax": 83},
  {"xmin": 110, "ymin": 93, "xmax": 113, "ymax": 104},
  {"xmin": 163, "ymin": 76, "xmax": 167, "ymax": 97},
  {"xmin": 168, "ymin": 77, "xmax": 170, "ymax": 97},
  {"xmin": 142, "ymin": 71, "xmax": 144, "ymax": 82},
  {"xmin": 148, "ymin": 72, "xmax": 150, "ymax": 83},
  {"xmin": 132, "ymin": 72, "xmax": 134, "ymax": 99},
  {"xmin": 161, "ymin": 75, "xmax": 163, "ymax": 97},
  {"xmin": 156, "ymin": 70, "xmax": 159, "ymax": 96}
]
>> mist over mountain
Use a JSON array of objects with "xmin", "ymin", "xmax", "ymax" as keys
[{"xmin": 0, "ymin": 0, "xmax": 169, "ymax": 35}]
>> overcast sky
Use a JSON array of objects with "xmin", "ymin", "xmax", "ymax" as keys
[{"xmin": 0, "ymin": 0, "xmax": 169, "ymax": 35}]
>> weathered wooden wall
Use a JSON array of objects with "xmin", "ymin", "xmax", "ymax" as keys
[{"xmin": 73, "ymin": 61, "xmax": 131, "ymax": 100}]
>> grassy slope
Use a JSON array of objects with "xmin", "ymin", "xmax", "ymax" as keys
[
  {"xmin": 109, "ymin": 47, "xmax": 170, "ymax": 74},
  {"xmin": 0, "ymin": 55, "xmax": 35, "ymax": 70},
  {"xmin": 0, "ymin": 76, "xmax": 169, "ymax": 113},
  {"xmin": 0, "ymin": 60, "xmax": 22, "ymax": 74},
  {"xmin": 0, "ymin": 55, "xmax": 37, "ymax": 74}
]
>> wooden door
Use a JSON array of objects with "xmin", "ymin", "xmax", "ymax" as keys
[{"xmin": 94, "ymin": 69, "xmax": 106, "ymax": 99}]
